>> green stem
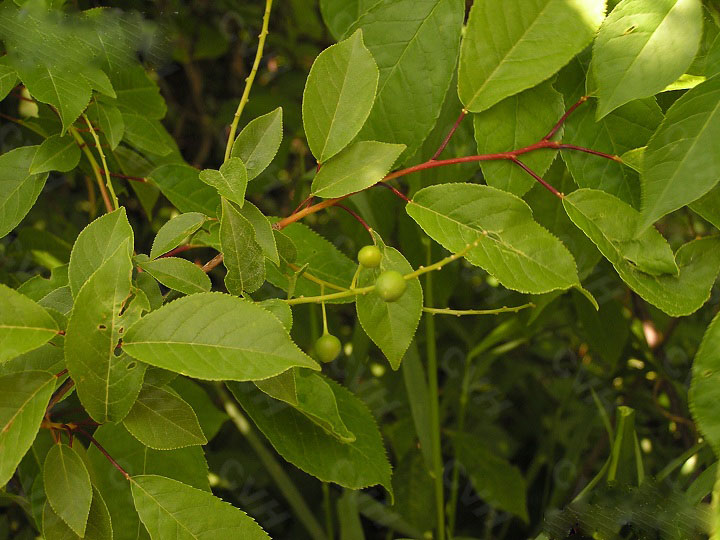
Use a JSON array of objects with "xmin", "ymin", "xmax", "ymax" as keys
[
  {"xmin": 322, "ymin": 482, "xmax": 334, "ymax": 540},
  {"xmin": 223, "ymin": 0, "xmax": 273, "ymax": 162},
  {"xmin": 425, "ymin": 242, "xmax": 446, "ymax": 540},
  {"xmin": 423, "ymin": 303, "xmax": 534, "ymax": 316},
  {"xmin": 656, "ymin": 441, "xmax": 705, "ymax": 482},
  {"xmin": 284, "ymin": 242, "xmax": 479, "ymax": 306},
  {"xmin": 447, "ymin": 354, "xmax": 471, "ymax": 537},
  {"xmin": 82, "ymin": 113, "xmax": 118, "ymax": 210},
  {"xmin": 216, "ymin": 384, "xmax": 327, "ymax": 540},
  {"xmin": 69, "ymin": 126, "xmax": 114, "ymax": 213}
]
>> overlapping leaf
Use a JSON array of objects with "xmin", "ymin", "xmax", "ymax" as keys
[
  {"xmin": 42, "ymin": 486, "xmax": 112, "ymax": 540},
  {"xmin": 68, "ymin": 207, "xmax": 133, "ymax": 297},
  {"xmin": 123, "ymin": 292, "xmax": 318, "ymax": 381},
  {"xmin": 356, "ymin": 239, "xmax": 422, "ymax": 369},
  {"xmin": 138, "ymin": 257, "xmax": 211, "ymax": 295},
  {"xmin": 30, "ymin": 134, "xmax": 81, "ymax": 174},
  {"xmin": 220, "ymin": 198, "xmax": 265, "ymax": 295},
  {"xmin": 150, "ymin": 212, "xmax": 207, "ymax": 260},
  {"xmin": 229, "ymin": 380, "xmax": 393, "ymax": 495},
  {"xmin": 65, "ymin": 240, "xmax": 147, "ymax": 423},
  {"xmin": 473, "ymin": 81, "xmax": 564, "ymax": 196},
  {"xmin": 43, "ymin": 444, "xmax": 93, "ymax": 537},
  {"xmin": 199, "ymin": 158, "xmax": 248, "ymax": 207},
  {"xmin": 0, "ymin": 284, "xmax": 58, "ymax": 364},
  {"xmin": 561, "ymin": 97, "xmax": 663, "ymax": 207},
  {"xmin": 123, "ymin": 384, "xmax": 206, "ymax": 450},
  {"xmin": 640, "ymin": 75, "xmax": 720, "ymax": 229},
  {"xmin": 0, "ymin": 146, "xmax": 48, "ymax": 239},
  {"xmin": 0, "ymin": 370, "xmax": 56, "ymax": 487},
  {"xmin": 458, "ymin": 0, "xmax": 606, "ymax": 113},
  {"xmin": 349, "ymin": 0, "xmax": 464, "ymax": 159},
  {"xmin": 148, "ymin": 164, "xmax": 220, "ymax": 216},
  {"xmin": 303, "ymin": 29, "xmax": 378, "ymax": 162},
  {"xmin": 87, "ymin": 423, "xmax": 209, "ymax": 540},
  {"xmin": 593, "ymin": 0, "xmax": 703, "ymax": 118},
  {"xmin": 231, "ymin": 107, "xmax": 283, "ymax": 180},
  {"xmin": 562, "ymin": 189, "xmax": 678, "ymax": 276},
  {"xmin": 311, "ymin": 140, "xmax": 405, "ymax": 198},
  {"xmin": 407, "ymin": 183, "xmax": 579, "ymax": 294},
  {"xmin": 131, "ymin": 475, "xmax": 269, "ymax": 540}
]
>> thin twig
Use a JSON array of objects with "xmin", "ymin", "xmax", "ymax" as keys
[
  {"xmin": 334, "ymin": 204, "xmax": 371, "ymax": 234},
  {"xmin": 223, "ymin": 0, "xmax": 273, "ymax": 162},
  {"xmin": 422, "ymin": 303, "xmax": 534, "ymax": 316},
  {"xmin": 511, "ymin": 158, "xmax": 563, "ymax": 198},
  {"xmin": 69, "ymin": 127, "xmax": 113, "ymax": 213},
  {"xmin": 83, "ymin": 114, "xmax": 118, "ymax": 210},
  {"xmin": 558, "ymin": 144, "xmax": 622, "ymax": 162},
  {"xmin": 45, "ymin": 378, "xmax": 75, "ymax": 415},
  {"xmin": 543, "ymin": 95, "xmax": 588, "ymax": 140},
  {"xmin": 376, "ymin": 182, "xmax": 410, "ymax": 202},
  {"xmin": 431, "ymin": 108, "xmax": 468, "ymax": 160},
  {"xmin": 202, "ymin": 253, "xmax": 224, "ymax": 273},
  {"xmin": 72, "ymin": 428, "xmax": 131, "ymax": 480}
]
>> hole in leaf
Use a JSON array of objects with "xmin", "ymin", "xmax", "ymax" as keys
[
  {"xmin": 126, "ymin": 361, "xmax": 137, "ymax": 370},
  {"xmin": 97, "ymin": 324, "xmax": 107, "ymax": 330},
  {"xmin": 623, "ymin": 25, "xmax": 636, "ymax": 35},
  {"xmin": 118, "ymin": 327, "xmax": 124, "ymax": 334},
  {"xmin": 703, "ymin": 369, "xmax": 713, "ymax": 378}
]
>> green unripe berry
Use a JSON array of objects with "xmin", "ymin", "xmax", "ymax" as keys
[
  {"xmin": 375, "ymin": 270, "xmax": 407, "ymax": 302},
  {"xmin": 315, "ymin": 333, "xmax": 341, "ymax": 363},
  {"xmin": 358, "ymin": 245, "xmax": 382, "ymax": 268}
]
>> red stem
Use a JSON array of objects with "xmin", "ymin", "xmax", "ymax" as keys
[
  {"xmin": 543, "ymin": 95, "xmax": 588, "ymax": 141},
  {"xmin": 109, "ymin": 172, "xmax": 147, "ymax": 183},
  {"xmin": 160, "ymin": 244, "xmax": 201, "ymax": 258},
  {"xmin": 73, "ymin": 428, "xmax": 131, "ymax": 480},
  {"xmin": 334, "ymin": 204, "xmax": 371, "ymax": 234},
  {"xmin": 431, "ymin": 109, "xmax": 468, "ymax": 160},
  {"xmin": 511, "ymin": 158, "xmax": 563, "ymax": 198},
  {"xmin": 376, "ymin": 182, "xmax": 410, "ymax": 202},
  {"xmin": 558, "ymin": 144, "xmax": 622, "ymax": 162}
]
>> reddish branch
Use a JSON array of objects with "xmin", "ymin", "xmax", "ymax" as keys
[
  {"xmin": 273, "ymin": 97, "xmax": 619, "ymax": 231},
  {"xmin": 335, "ymin": 204, "xmax": 371, "ymax": 234}
]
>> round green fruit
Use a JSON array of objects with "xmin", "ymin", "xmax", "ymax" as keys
[
  {"xmin": 375, "ymin": 270, "xmax": 407, "ymax": 302},
  {"xmin": 358, "ymin": 245, "xmax": 382, "ymax": 268},
  {"xmin": 315, "ymin": 333, "xmax": 341, "ymax": 363}
]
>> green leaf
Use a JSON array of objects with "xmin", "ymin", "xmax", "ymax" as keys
[
  {"xmin": 42, "ymin": 486, "xmax": 112, "ymax": 540},
  {"xmin": 87, "ymin": 101, "xmax": 125, "ymax": 150},
  {"xmin": 265, "ymin": 223, "xmax": 357, "ymax": 302},
  {"xmin": 392, "ymin": 451, "xmax": 436, "ymax": 532},
  {"xmin": 65, "ymin": 240, "xmax": 147, "ymax": 423},
  {"xmin": 43, "ymin": 444, "xmax": 92, "ymax": 537},
  {"xmin": 121, "ymin": 113, "xmax": 173, "ymax": 156},
  {"xmin": 473, "ymin": 80, "xmax": 564, "ymax": 196},
  {"xmin": 229, "ymin": 380, "xmax": 393, "ymax": 495},
  {"xmin": 524, "ymin": 160, "xmax": 601, "ymax": 279},
  {"xmin": 0, "ymin": 146, "xmax": 48, "ymax": 239},
  {"xmin": 311, "ymin": 140, "xmax": 405, "ymax": 198},
  {"xmin": 150, "ymin": 212, "xmax": 206, "ymax": 260},
  {"xmin": 68, "ymin": 207, "xmax": 133, "ymax": 297},
  {"xmin": 356, "ymin": 240, "xmax": 422, "ymax": 369},
  {"xmin": 138, "ymin": 257, "xmax": 211, "ymax": 295},
  {"xmin": 0, "ymin": 2, "xmax": 124, "ymax": 130},
  {"xmin": 458, "ymin": 0, "xmax": 605, "ymax": 113},
  {"xmin": 257, "ymin": 298, "xmax": 293, "ymax": 332},
  {"xmin": 220, "ymin": 198, "xmax": 265, "ymax": 295},
  {"xmin": 123, "ymin": 384, "xmax": 207, "ymax": 450},
  {"xmin": 640, "ymin": 76, "xmax": 720, "ymax": 229},
  {"xmin": 231, "ymin": 107, "xmax": 283, "ymax": 180},
  {"xmin": 562, "ymin": 189, "xmax": 678, "ymax": 276},
  {"xmin": 690, "ymin": 314, "xmax": 720, "ymax": 458},
  {"xmin": 169, "ymin": 377, "xmax": 228, "ymax": 441},
  {"xmin": 407, "ymin": 183, "xmax": 579, "ymax": 294},
  {"xmin": 0, "ymin": 370, "xmax": 56, "ymax": 487},
  {"xmin": 454, "ymin": 433, "xmax": 528, "ymax": 522},
  {"xmin": 199, "ymin": 158, "xmax": 248, "ymax": 207},
  {"xmin": 256, "ymin": 369, "xmax": 355, "ymax": 442},
  {"xmin": 131, "ymin": 475, "xmax": 270, "ymax": 539},
  {"xmin": 607, "ymin": 406, "xmax": 644, "ymax": 485},
  {"xmin": 29, "ymin": 134, "xmax": 80, "ymax": 174},
  {"xmin": 303, "ymin": 29, "xmax": 379, "ymax": 162},
  {"xmin": 112, "ymin": 65, "xmax": 166, "ymax": 119},
  {"xmin": 690, "ymin": 183, "xmax": 720, "ymax": 229},
  {"xmin": 593, "ymin": 0, "xmax": 703, "ymax": 118},
  {"xmin": 235, "ymin": 202, "xmax": 279, "ymax": 266},
  {"xmin": 0, "ymin": 61, "xmax": 16, "ymax": 101},
  {"xmin": 320, "ymin": 0, "xmax": 381, "ymax": 39},
  {"xmin": 564, "ymin": 200, "xmax": 720, "ymax": 315},
  {"xmin": 123, "ymin": 292, "xmax": 319, "ymax": 380},
  {"xmin": 349, "ymin": 0, "xmax": 464, "ymax": 159},
  {"xmin": 149, "ymin": 164, "xmax": 220, "ymax": 216},
  {"xmin": 561, "ymin": 97, "xmax": 662, "ymax": 207},
  {"xmin": 87, "ymin": 424, "xmax": 209, "ymax": 540},
  {"xmin": 0, "ymin": 284, "xmax": 58, "ymax": 364}
]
